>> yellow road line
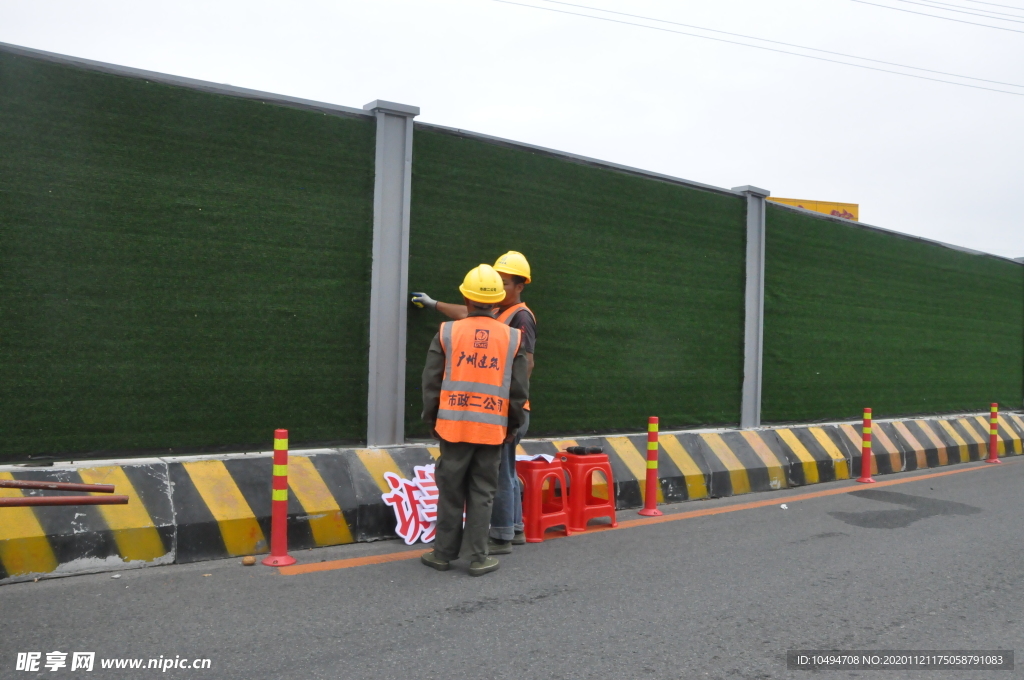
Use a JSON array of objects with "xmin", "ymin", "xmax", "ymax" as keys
[
  {"xmin": 605, "ymin": 437, "xmax": 664, "ymax": 504},
  {"xmin": 354, "ymin": 449, "xmax": 403, "ymax": 494},
  {"xmin": 426, "ymin": 447, "xmax": 440, "ymax": 460},
  {"xmin": 0, "ymin": 472, "xmax": 58, "ymax": 576},
  {"xmin": 288, "ymin": 456, "xmax": 354, "ymax": 546},
  {"xmin": 775, "ymin": 429, "xmax": 819, "ymax": 484},
  {"xmin": 808, "ymin": 428, "xmax": 850, "ymax": 480},
  {"xmin": 78, "ymin": 466, "xmax": 167, "ymax": 563},
  {"xmin": 182, "ymin": 460, "xmax": 266, "ymax": 556},
  {"xmin": 659, "ymin": 435, "xmax": 708, "ymax": 500},
  {"xmin": 739, "ymin": 431, "xmax": 788, "ymax": 490},
  {"xmin": 700, "ymin": 433, "xmax": 751, "ymax": 495}
]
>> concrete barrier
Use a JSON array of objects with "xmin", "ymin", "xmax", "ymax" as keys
[{"xmin": 1, "ymin": 412, "xmax": 1021, "ymax": 582}]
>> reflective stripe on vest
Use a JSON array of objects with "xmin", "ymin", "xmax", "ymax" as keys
[
  {"xmin": 436, "ymin": 316, "xmax": 521, "ymax": 445},
  {"xmin": 495, "ymin": 302, "xmax": 534, "ymax": 412}
]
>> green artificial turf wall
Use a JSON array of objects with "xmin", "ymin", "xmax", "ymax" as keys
[
  {"xmin": 0, "ymin": 51, "xmax": 376, "ymax": 462},
  {"xmin": 762, "ymin": 204, "xmax": 1024, "ymax": 422},
  {"xmin": 405, "ymin": 128, "xmax": 748, "ymax": 437}
]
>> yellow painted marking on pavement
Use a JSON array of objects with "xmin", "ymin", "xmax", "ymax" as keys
[
  {"xmin": 550, "ymin": 439, "xmax": 578, "ymax": 451},
  {"xmin": 808, "ymin": 428, "xmax": 850, "ymax": 479},
  {"xmin": 426, "ymin": 447, "xmax": 441, "ymax": 460},
  {"xmin": 700, "ymin": 433, "xmax": 751, "ymax": 495},
  {"xmin": 891, "ymin": 422, "xmax": 928, "ymax": 469},
  {"xmin": 659, "ymin": 435, "xmax": 708, "ymax": 500},
  {"xmin": 78, "ymin": 466, "xmax": 166, "ymax": 563},
  {"xmin": 775, "ymin": 429, "xmax": 819, "ymax": 484},
  {"xmin": 998, "ymin": 416, "xmax": 1022, "ymax": 454},
  {"xmin": 938, "ymin": 420, "xmax": 971, "ymax": 463},
  {"xmin": 871, "ymin": 426, "xmax": 904, "ymax": 473},
  {"xmin": 288, "ymin": 456, "xmax": 354, "ymax": 546},
  {"xmin": 182, "ymin": 460, "xmax": 266, "ymax": 556},
  {"xmin": 354, "ymin": 449, "xmax": 403, "ymax": 494},
  {"xmin": 912, "ymin": 420, "xmax": 949, "ymax": 466},
  {"xmin": 0, "ymin": 472, "xmax": 59, "ymax": 576},
  {"xmin": 738, "ymin": 432, "xmax": 788, "ymax": 490},
  {"xmin": 605, "ymin": 437, "xmax": 664, "ymax": 504}
]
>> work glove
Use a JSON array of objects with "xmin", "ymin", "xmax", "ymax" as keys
[{"xmin": 410, "ymin": 292, "xmax": 437, "ymax": 309}]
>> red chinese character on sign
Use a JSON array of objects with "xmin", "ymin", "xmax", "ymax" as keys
[
  {"xmin": 412, "ymin": 465, "xmax": 438, "ymax": 542},
  {"xmin": 381, "ymin": 465, "xmax": 438, "ymax": 545}
]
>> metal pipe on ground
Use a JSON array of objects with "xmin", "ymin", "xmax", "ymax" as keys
[
  {"xmin": 0, "ymin": 495, "xmax": 129, "ymax": 507},
  {"xmin": 0, "ymin": 480, "xmax": 116, "ymax": 493}
]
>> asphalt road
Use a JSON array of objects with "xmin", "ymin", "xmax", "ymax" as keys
[{"xmin": 3, "ymin": 459, "xmax": 1022, "ymax": 680}]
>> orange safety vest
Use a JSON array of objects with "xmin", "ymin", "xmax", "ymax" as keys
[
  {"xmin": 495, "ymin": 302, "xmax": 534, "ymax": 411},
  {"xmin": 496, "ymin": 302, "xmax": 535, "ymax": 326},
  {"xmin": 436, "ymin": 316, "xmax": 522, "ymax": 445}
]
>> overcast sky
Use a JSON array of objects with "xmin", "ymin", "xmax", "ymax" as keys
[{"xmin": 3, "ymin": 0, "xmax": 1022, "ymax": 259}]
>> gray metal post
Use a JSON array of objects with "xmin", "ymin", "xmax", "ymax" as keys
[
  {"xmin": 733, "ymin": 185, "xmax": 770, "ymax": 429},
  {"xmin": 364, "ymin": 100, "xmax": 419, "ymax": 446}
]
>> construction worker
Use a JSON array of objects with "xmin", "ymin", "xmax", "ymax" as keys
[
  {"xmin": 419, "ymin": 264, "xmax": 530, "ymax": 576},
  {"xmin": 412, "ymin": 251, "xmax": 535, "ymax": 550}
]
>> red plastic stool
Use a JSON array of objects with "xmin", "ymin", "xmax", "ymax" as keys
[
  {"xmin": 559, "ymin": 451, "xmax": 618, "ymax": 532},
  {"xmin": 516, "ymin": 458, "xmax": 573, "ymax": 543}
]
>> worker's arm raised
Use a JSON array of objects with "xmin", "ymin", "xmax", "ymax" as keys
[
  {"xmin": 435, "ymin": 301, "xmax": 468, "ymax": 320},
  {"xmin": 411, "ymin": 292, "xmax": 468, "ymax": 320}
]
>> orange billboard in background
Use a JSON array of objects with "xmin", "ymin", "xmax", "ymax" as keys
[{"xmin": 767, "ymin": 197, "xmax": 859, "ymax": 221}]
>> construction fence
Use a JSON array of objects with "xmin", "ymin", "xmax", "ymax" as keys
[{"xmin": 1, "ymin": 43, "xmax": 1021, "ymax": 463}]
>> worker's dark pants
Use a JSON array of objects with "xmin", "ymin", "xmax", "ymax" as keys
[{"xmin": 433, "ymin": 439, "xmax": 502, "ymax": 563}]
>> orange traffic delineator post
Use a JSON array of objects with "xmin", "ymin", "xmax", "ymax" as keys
[
  {"xmin": 262, "ymin": 429, "xmax": 296, "ymax": 567},
  {"xmin": 638, "ymin": 416, "xmax": 663, "ymax": 517},
  {"xmin": 856, "ymin": 408, "xmax": 876, "ymax": 484},
  {"xmin": 985, "ymin": 403, "xmax": 1001, "ymax": 464}
]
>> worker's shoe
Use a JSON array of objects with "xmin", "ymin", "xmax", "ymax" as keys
[
  {"xmin": 420, "ymin": 550, "xmax": 451, "ymax": 571},
  {"xmin": 511, "ymin": 531, "xmax": 526, "ymax": 545},
  {"xmin": 488, "ymin": 538, "xmax": 512, "ymax": 555},
  {"xmin": 468, "ymin": 556, "xmax": 500, "ymax": 576}
]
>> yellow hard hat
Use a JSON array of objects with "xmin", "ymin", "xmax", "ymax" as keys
[
  {"xmin": 459, "ymin": 264, "xmax": 505, "ymax": 304},
  {"xmin": 493, "ymin": 251, "xmax": 531, "ymax": 284}
]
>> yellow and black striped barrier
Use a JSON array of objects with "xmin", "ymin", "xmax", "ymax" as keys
[{"xmin": 2, "ymin": 413, "xmax": 1023, "ymax": 583}]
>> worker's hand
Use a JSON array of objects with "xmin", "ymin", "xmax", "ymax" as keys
[
  {"xmin": 410, "ymin": 292, "xmax": 437, "ymax": 309},
  {"xmin": 503, "ymin": 431, "xmax": 517, "ymax": 444}
]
